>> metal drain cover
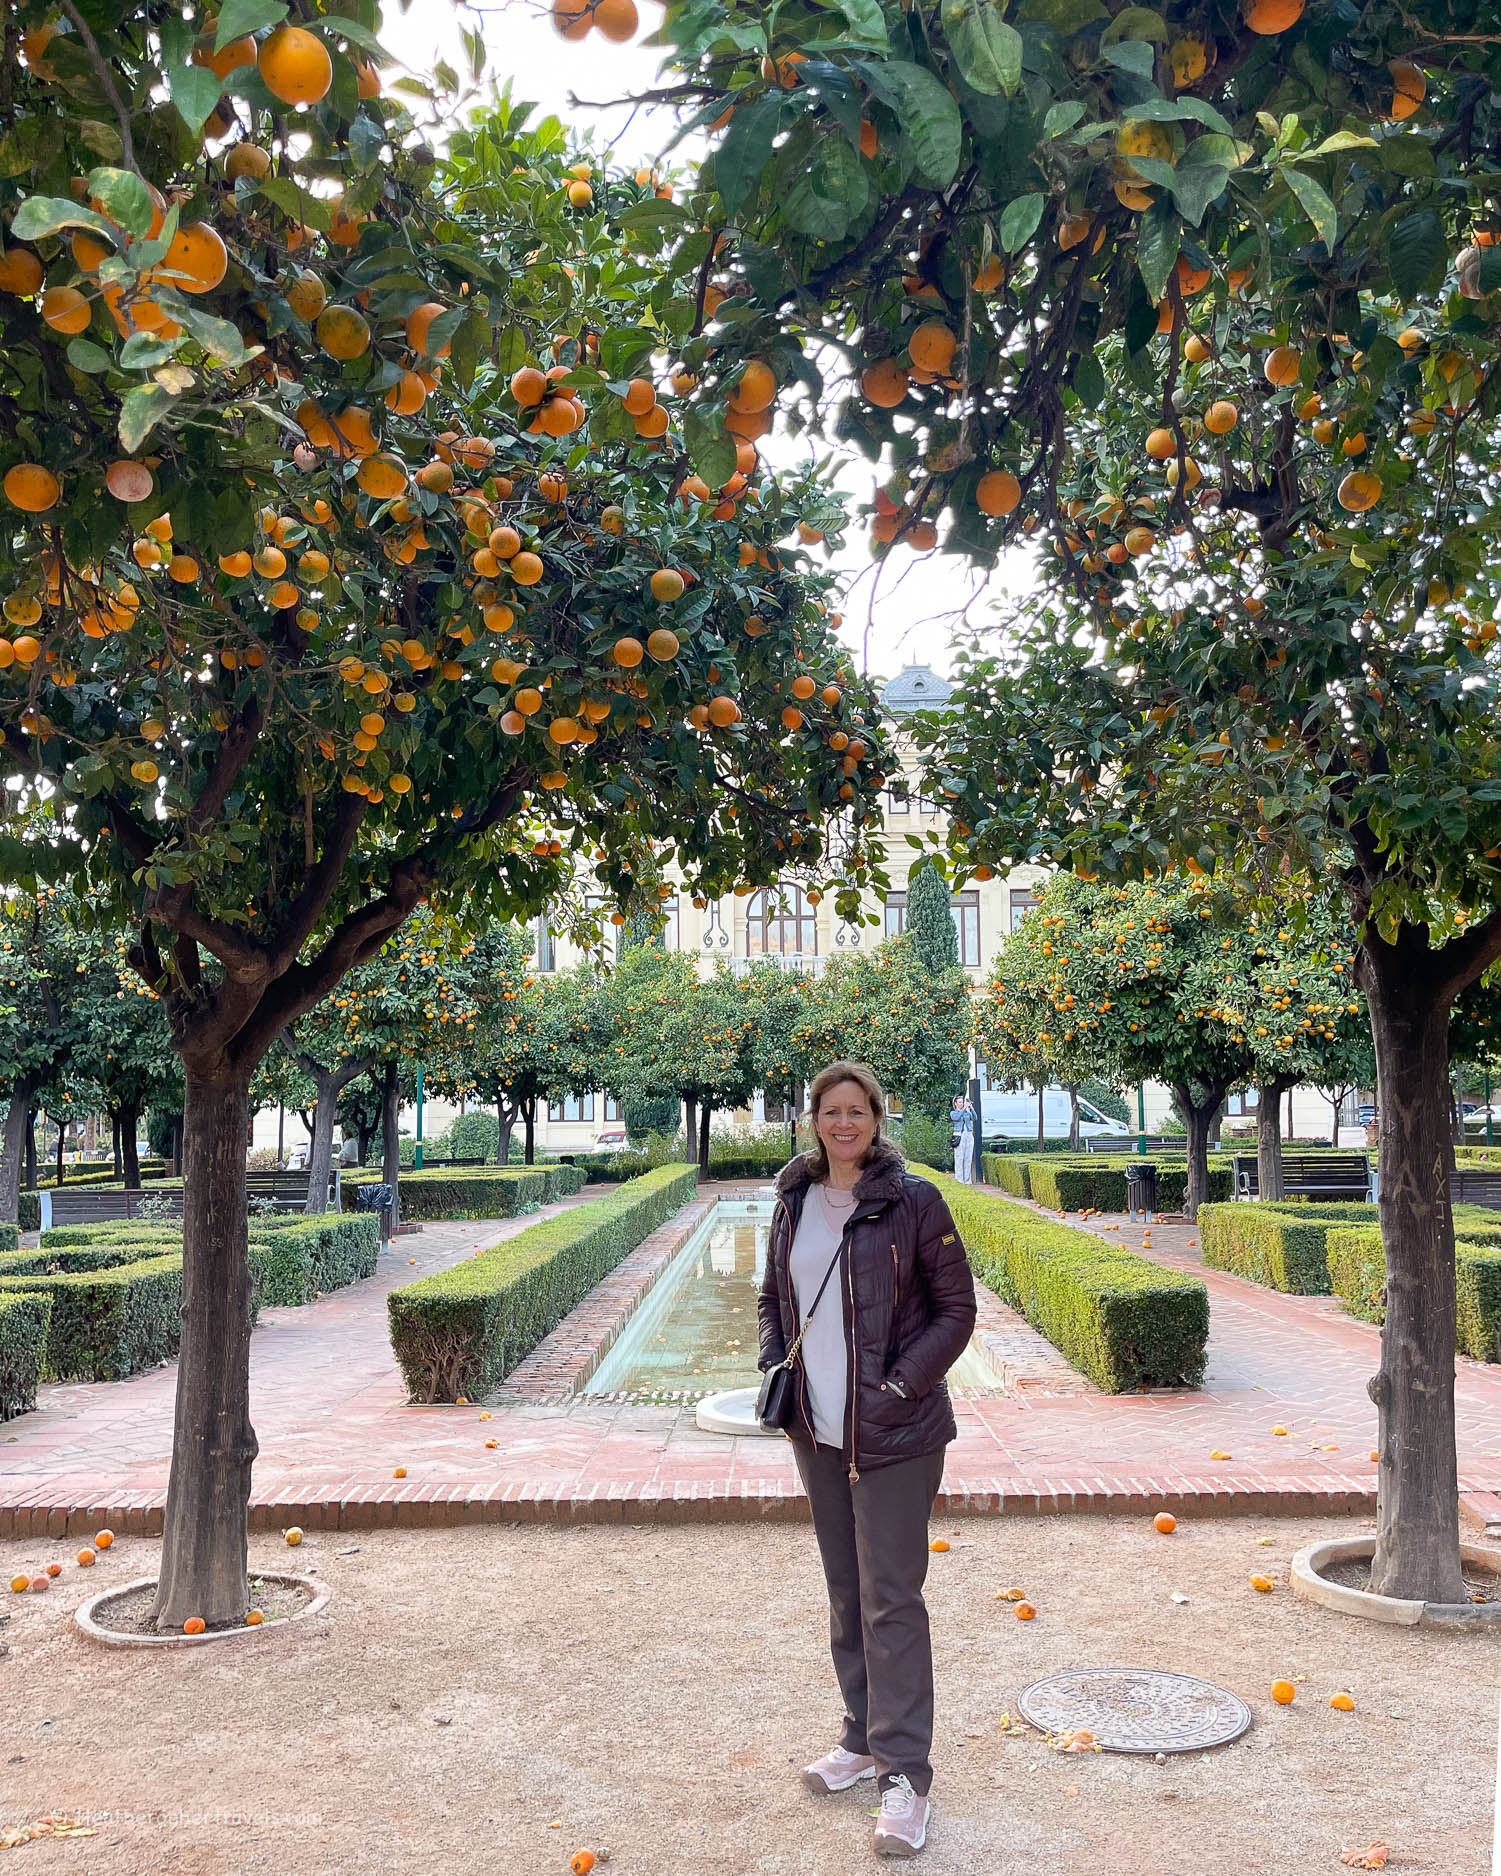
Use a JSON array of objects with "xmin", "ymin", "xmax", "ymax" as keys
[{"xmin": 1017, "ymin": 1667, "xmax": 1252, "ymax": 1755}]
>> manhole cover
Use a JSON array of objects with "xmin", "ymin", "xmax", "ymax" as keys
[{"xmin": 1017, "ymin": 1668, "xmax": 1252, "ymax": 1755}]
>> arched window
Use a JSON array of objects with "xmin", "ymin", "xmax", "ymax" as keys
[{"xmin": 746, "ymin": 887, "xmax": 817, "ymax": 957}]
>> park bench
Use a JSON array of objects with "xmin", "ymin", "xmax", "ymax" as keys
[
  {"xmin": 1233, "ymin": 1152, "xmax": 1373, "ymax": 1202},
  {"xmin": 37, "ymin": 1167, "xmax": 338, "ymax": 1231},
  {"xmin": 405, "ymin": 1154, "xmax": 486, "ymax": 1168},
  {"xmin": 1451, "ymin": 1168, "xmax": 1501, "ymax": 1211},
  {"xmin": 1082, "ymin": 1135, "xmax": 1219, "ymax": 1154}
]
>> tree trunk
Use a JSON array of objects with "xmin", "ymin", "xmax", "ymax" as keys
[
  {"xmin": 23, "ymin": 1108, "xmax": 35, "ymax": 1192},
  {"xmin": 276, "ymin": 1101, "xmax": 285, "ymax": 1166},
  {"xmin": 698, "ymin": 1101, "xmax": 712, "ymax": 1175},
  {"xmin": 1173, "ymin": 1082, "xmax": 1225, "ymax": 1221},
  {"xmin": 523, "ymin": 1095, "xmax": 535, "ymax": 1165},
  {"xmin": 497, "ymin": 1100, "xmax": 514, "ymax": 1166},
  {"xmin": 1067, "ymin": 1084, "xmax": 1080, "ymax": 1152},
  {"xmin": 1363, "ymin": 951, "xmax": 1465, "ymax": 1604},
  {"xmin": 111, "ymin": 1109, "xmax": 122, "ymax": 1180},
  {"xmin": 0, "ymin": 1079, "xmax": 34, "ymax": 1224},
  {"xmin": 356, "ymin": 1119, "xmax": 373, "ymax": 1166},
  {"xmin": 151, "ymin": 1066, "xmax": 258, "ymax": 1631},
  {"xmin": 684, "ymin": 1094, "xmax": 697, "ymax": 1166},
  {"xmin": 379, "ymin": 1060, "xmax": 401, "ymax": 1236},
  {"xmin": 306, "ymin": 1073, "xmax": 340, "ymax": 1215},
  {"xmin": 120, "ymin": 1102, "xmax": 141, "ymax": 1190},
  {"xmin": 54, "ymin": 1118, "xmax": 65, "ymax": 1185},
  {"xmin": 1035, "ymin": 1081, "xmax": 1045, "ymax": 1150},
  {"xmin": 1256, "ymin": 1077, "xmax": 1294, "ymax": 1203}
]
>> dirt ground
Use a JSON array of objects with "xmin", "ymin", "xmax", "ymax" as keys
[{"xmin": 0, "ymin": 1512, "xmax": 1490, "ymax": 1876}]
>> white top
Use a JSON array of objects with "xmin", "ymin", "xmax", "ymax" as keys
[{"xmin": 789, "ymin": 1181, "xmax": 855, "ymax": 1448}]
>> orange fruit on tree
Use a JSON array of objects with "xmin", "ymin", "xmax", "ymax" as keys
[
  {"xmin": 548, "ymin": 716, "xmax": 579, "ymax": 743},
  {"xmin": 1270, "ymin": 1678, "xmax": 1296, "ymax": 1704},
  {"xmin": 790, "ymin": 673, "xmax": 816, "ymax": 700},
  {"xmin": 540, "ymin": 398, "xmax": 582, "ymax": 437},
  {"xmin": 646, "ymin": 628, "xmax": 680, "ymax": 661},
  {"xmin": 415, "ymin": 460, "xmax": 454, "ymax": 493},
  {"xmin": 159, "ymin": 223, "xmax": 228, "ymax": 294},
  {"xmin": 218, "ymin": 550, "xmax": 252, "ymax": 577},
  {"xmin": 500, "ymin": 709, "xmax": 526, "ymax": 735},
  {"xmin": 537, "ymin": 472, "xmax": 568, "ymax": 503},
  {"xmin": 357, "ymin": 453, "xmax": 407, "ymax": 500},
  {"xmin": 385, "ymin": 369, "xmax": 428, "ymax": 415},
  {"xmin": 974, "ymin": 254, "xmax": 1003, "ymax": 292},
  {"xmin": 405, "ymin": 302, "xmax": 452, "ymax": 358},
  {"xmin": 1388, "ymin": 59, "xmax": 1425, "ymax": 120},
  {"xmin": 259, "ymin": 24, "xmax": 333, "ymax": 106},
  {"xmin": 253, "ymin": 544, "xmax": 287, "ymax": 579},
  {"xmin": 285, "ymin": 269, "xmax": 327, "ymax": 323},
  {"xmin": 729, "ymin": 359, "xmax": 778, "ymax": 413},
  {"xmin": 634, "ymin": 404, "xmax": 669, "ymax": 439},
  {"xmin": 1145, "ymin": 427, "xmax": 1176, "ymax": 461},
  {"xmin": 0, "ymin": 247, "xmax": 42, "ymax": 295},
  {"xmin": 1264, "ymin": 343, "xmax": 1301, "ymax": 386},
  {"xmin": 908, "ymin": 319, "xmax": 957, "ymax": 374},
  {"xmin": 566, "ymin": 180, "xmax": 594, "ymax": 209},
  {"xmin": 510, "ymin": 365, "xmax": 546, "ymax": 406},
  {"xmin": 316, "ymin": 305, "xmax": 371, "ymax": 361},
  {"xmin": 193, "ymin": 31, "xmax": 257, "ymax": 80},
  {"xmin": 553, "ymin": 0, "xmax": 593, "ymax": 38},
  {"xmin": 489, "ymin": 525, "xmax": 521, "ymax": 559},
  {"xmin": 862, "ymin": 357, "xmax": 910, "ymax": 407},
  {"xmin": 1175, "ymin": 254, "xmax": 1211, "ymax": 295},
  {"xmin": 612, "ymin": 636, "xmax": 645, "ymax": 668},
  {"xmin": 105, "ymin": 459, "xmax": 154, "ymax": 503},
  {"xmin": 1337, "ymin": 470, "xmax": 1382, "ymax": 513},
  {"xmin": 622, "ymin": 377, "xmax": 656, "ymax": 416},
  {"xmin": 167, "ymin": 553, "xmax": 199, "ymax": 584},
  {"xmin": 707, "ymin": 695, "xmax": 740, "ymax": 727},
  {"xmin": 975, "ymin": 469, "xmax": 1020, "ymax": 516},
  {"xmin": 1204, "ymin": 399, "xmax": 1238, "ymax": 435},
  {"xmin": 511, "ymin": 551, "xmax": 544, "ymax": 586},
  {"xmin": 225, "ymin": 142, "xmax": 272, "ymax": 181},
  {"xmin": 1243, "ymin": 0, "xmax": 1303, "ymax": 29},
  {"xmin": 781, "ymin": 705, "xmax": 804, "ymax": 731},
  {"xmin": 41, "ymin": 285, "xmax": 91, "ymax": 334},
  {"xmin": 650, "ymin": 568, "xmax": 685, "ymax": 603},
  {"xmin": 4, "ymin": 463, "xmax": 59, "ymax": 512},
  {"xmin": 594, "ymin": 0, "xmax": 639, "ymax": 39}
]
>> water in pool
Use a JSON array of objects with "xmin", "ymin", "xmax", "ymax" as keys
[{"xmin": 583, "ymin": 1201, "xmax": 996, "ymax": 1395}]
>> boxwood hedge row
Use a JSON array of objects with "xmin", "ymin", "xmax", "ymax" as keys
[
  {"xmin": 1327, "ymin": 1221, "xmax": 1501, "ymax": 1362},
  {"xmin": 912, "ymin": 1165, "xmax": 1209, "ymax": 1392},
  {"xmin": 1197, "ymin": 1201, "xmax": 1379, "ymax": 1295},
  {"xmin": 388, "ymin": 1164, "xmax": 697, "ymax": 1402},
  {"xmin": 0, "ymin": 1290, "xmax": 51, "ymax": 1418},
  {"xmin": 341, "ymin": 1163, "xmax": 587, "ymax": 1221}
]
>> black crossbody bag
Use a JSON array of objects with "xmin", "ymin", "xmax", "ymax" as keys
[{"xmin": 756, "ymin": 1241, "xmax": 844, "ymax": 1433}]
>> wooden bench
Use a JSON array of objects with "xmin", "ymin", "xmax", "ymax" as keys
[
  {"xmin": 1233, "ymin": 1152, "xmax": 1373, "ymax": 1202},
  {"xmin": 407, "ymin": 1155, "xmax": 486, "ymax": 1169},
  {"xmin": 39, "ymin": 1168, "xmax": 337, "ymax": 1230},
  {"xmin": 1081, "ymin": 1135, "xmax": 1219, "ymax": 1154},
  {"xmin": 1452, "ymin": 1168, "xmax": 1501, "ymax": 1211}
]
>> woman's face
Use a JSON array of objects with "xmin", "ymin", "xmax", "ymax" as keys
[{"xmin": 815, "ymin": 1080, "xmax": 879, "ymax": 1171}]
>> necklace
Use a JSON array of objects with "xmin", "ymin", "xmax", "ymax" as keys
[{"xmin": 821, "ymin": 1182, "xmax": 857, "ymax": 1208}]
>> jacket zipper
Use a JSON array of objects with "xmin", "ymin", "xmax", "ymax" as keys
[
  {"xmin": 775, "ymin": 1194, "xmax": 816, "ymax": 1444},
  {"xmin": 846, "ymin": 1227, "xmax": 859, "ymax": 1483}
]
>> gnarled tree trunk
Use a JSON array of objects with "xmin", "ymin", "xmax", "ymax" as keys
[
  {"xmin": 1067, "ymin": 1083, "xmax": 1080, "ymax": 1152},
  {"xmin": 151, "ymin": 1066, "xmax": 258, "ymax": 1631},
  {"xmin": 1173, "ymin": 1080, "xmax": 1227, "ymax": 1221},
  {"xmin": 1035, "ymin": 1080, "xmax": 1045, "ymax": 1150},
  {"xmin": 523, "ymin": 1094, "xmax": 536, "ymax": 1165},
  {"xmin": 0, "ymin": 1076, "xmax": 35, "ymax": 1225},
  {"xmin": 683, "ymin": 1094, "xmax": 697, "ymax": 1167},
  {"xmin": 379, "ymin": 1059, "xmax": 401, "ymax": 1237},
  {"xmin": 120, "ymin": 1101, "xmax": 141, "ymax": 1189},
  {"xmin": 699, "ymin": 1100, "xmax": 712, "ymax": 1174},
  {"xmin": 1256, "ymin": 1075, "xmax": 1295, "ymax": 1203},
  {"xmin": 1362, "ymin": 947, "xmax": 1464, "ymax": 1604}
]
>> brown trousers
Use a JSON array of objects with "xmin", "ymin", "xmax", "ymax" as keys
[{"xmin": 793, "ymin": 1440, "xmax": 948, "ymax": 1795}]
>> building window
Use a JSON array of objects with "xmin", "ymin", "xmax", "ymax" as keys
[
  {"xmin": 658, "ymin": 892, "xmax": 679, "ymax": 952},
  {"xmin": 548, "ymin": 1093, "xmax": 595, "ymax": 1123},
  {"xmin": 917, "ymin": 792, "xmax": 942, "ymax": 818},
  {"xmin": 535, "ymin": 914, "xmax": 555, "ymax": 973},
  {"xmin": 1008, "ymin": 888, "xmax": 1041, "ymax": 932},
  {"xmin": 951, "ymin": 891, "xmax": 980, "ymax": 968},
  {"xmin": 1225, "ymin": 1089, "xmax": 1259, "ymax": 1117},
  {"xmin": 746, "ymin": 886, "xmax": 817, "ymax": 956},
  {"xmin": 883, "ymin": 778, "xmax": 911, "ymax": 817},
  {"xmin": 762, "ymin": 1094, "xmax": 794, "ymax": 1124},
  {"xmin": 882, "ymin": 892, "xmax": 906, "ymax": 941},
  {"xmin": 603, "ymin": 1095, "xmax": 621, "ymax": 1123}
]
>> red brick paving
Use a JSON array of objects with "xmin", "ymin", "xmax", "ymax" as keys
[{"xmin": 4, "ymin": 1181, "xmax": 1501, "ymax": 1534}]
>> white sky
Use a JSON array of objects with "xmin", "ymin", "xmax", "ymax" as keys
[{"xmin": 379, "ymin": 0, "xmax": 1038, "ymax": 686}]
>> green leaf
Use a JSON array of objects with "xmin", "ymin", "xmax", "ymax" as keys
[
  {"xmin": 1072, "ymin": 352, "xmax": 1105, "ymax": 409},
  {"xmin": 119, "ymin": 333, "xmax": 178, "ymax": 370},
  {"xmin": 1100, "ymin": 6, "xmax": 1168, "ymax": 41},
  {"xmin": 1100, "ymin": 40, "xmax": 1155, "ymax": 80},
  {"xmin": 1136, "ymin": 200, "xmax": 1180, "ymax": 302},
  {"xmin": 348, "ymin": 112, "xmax": 385, "ymax": 167},
  {"xmin": 165, "ymin": 62, "xmax": 226, "ymax": 136},
  {"xmin": 684, "ymin": 408, "xmax": 737, "ymax": 490},
  {"xmin": 216, "ymin": 0, "xmax": 287, "ymax": 44},
  {"xmin": 1171, "ymin": 140, "xmax": 1231, "ymax": 226},
  {"xmin": 783, "ymin": 131, "xmax": 868, "ymax": 241},
  {"xmin": 1478, "ymin": 247, "xmax": 1501, "ymax": 295},
  {"xmin": 1305, "ymin": 131, "xmax": 1378, "ymax": 157},
  {"xmin": 173, "ymin": 304, "xmax": 247, "ymax": 365},
  {"xmin": 1043, "ymin": 101, "xmax": 1086, "ymax": 139},
  {"xmin": 1120, "ymin": 96, "xmax": 1234, "ymax": 138},
  {"xmin": 1018, "ymin": 0, "xmax": 1107, "ymax": 29},
  {"xmin": 826, "ymin": 0, "xmax": 890, "ymax": 49},
  {"xmin": 940, "ymin": 0, "xmax": 1023, "ymax": 97},
  {"xmin": 118, "ymin": 383, "xmax": 179, "ymax": 453},
  {"xmin": 85, "ymin": 168, "xmax": 154, "ymax": 239},
  {"xmin": 713, "ymin": 92, "xmax": 782, "ymax": 221},
  {"xmin": 64, "ymin": 336, "xmax": 113, "ymax": 374},
  {"xmin": 255, "ymin": 177, "xmax": 333, "ymax": 232},
  {"xmin": 1387, "ymin": 207, "xmax": 1446, "ymax": 300},
  {"xmin": 1278, "ymin": 164, "xmax": 1337, "ymax": 248},
  {"xmin": 999, "ymin": 192, "xmax": 1045, "ymax": 252},
  {"xmin": 9, "ymin": 195, "xmax": 116, "ymax": 243},
  {"xmin": 1378, "ymin": 135, "xmax": 1437, "ymax": 179},
  {"xmin": 858, "ymin": 61, "xmax": 963, "ymax": 186}
]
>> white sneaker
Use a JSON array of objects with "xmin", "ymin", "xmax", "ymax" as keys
[
  {"xmin": 871, "ymin": 1773, "xmax": 929, "ymax": 1857},
  {"xmin": 803, "ymin": 1743, "xmax": 877, "ymax": 1794}
]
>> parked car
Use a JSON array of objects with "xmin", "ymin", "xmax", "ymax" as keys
[
  {"xmin": 592, "ymin": 1128, "xmax": 627, "ymax": 1151},
  {"xmin": 1357, "ymin": 1104, "xmax": 1377, "ymax": 1126},
  {"xmin": 979, "ymin": 1088, "xmax": 1130, "ymax": 1143},
  {"xmin": 284, "ymin": 1144, "xmax": 309, "ymax": 1171}
]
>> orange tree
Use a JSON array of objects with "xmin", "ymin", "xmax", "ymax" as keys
[
  {"xmin": 978, "ymin": 875, "xmax": 1370, "ymax": 1204},
  {"xmin": 0, "ymin": 3, "xmax": 888, "ymax": 1627},
  {"xmin": 648, "ymin": 0, "xmax": 1501, "ymax": 1601}
]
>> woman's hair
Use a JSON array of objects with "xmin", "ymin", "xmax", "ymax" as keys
[{"xmin": 802, "ymin": 1060, "xmax": 898, "ymax": 1182}]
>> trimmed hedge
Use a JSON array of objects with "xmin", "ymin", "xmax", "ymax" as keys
[
  {"xmin": 18, "ymin": 1191, "xmax": 38, "ymax": 1233},
  {"xmin": 0, "ymin": 1221, "xmax": 16, "ymax": 1254},
  {"xmin": 0, "ymin": 1244, "xmax": 270, "ymax": 1382},
  {"xmin": 0, "ymin": 1290, "xmax": 51, "ymax": 1418},
  {"xmin": 32, "ymin": 1216, "xmax": 381, "ymax": 1308},
  {"xmin": 560, "ymin": 1147, "xmax": 795, "ymax": 1184},
  {"xmin": 0, "ymin": 1238, "xmax": 171, "ymax": 1277},
  {"xmin": 911, "ymin": 1165, "xmax": 1209, "ymax": 1392},
  {"xmin": 1014, "ymin": 1157, "xmax": 1234, "ymax": 1213},
  {"xmin": 983, "ymin": 1153, "xmax": 1032, "ymax": 1197},
  {"xmin": 1198, "ymin": 1201, "xmax": 1379, "ymax": 1295},
  {"xmin": 389, "ymin": 1164, "xmax": 698, "ymax": 1402},
  {"xmin": 39, "ymin": 1220, "xmax": 181, "ymax": 1249},
  {"xmin": 1327, "ymin": 1222, "xmax": 1501, "ymax": 1361},
  {"xmin": 341, "ymin": 1163, "xmax": 586, "ymax": 1221}
]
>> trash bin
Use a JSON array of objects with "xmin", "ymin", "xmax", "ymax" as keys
[
  {"xmin": 356, "ymin": 1181, "xmax": 396, "ymax": 1242},
  {"xmin": 1125, "ymin": 1162, "xmax": 1158, "ymax": 1221}
]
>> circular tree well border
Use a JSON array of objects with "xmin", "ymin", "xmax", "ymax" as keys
[
  {"xmin": 74, "ymin": 1572, "xmax": 331, "ymax": 1650},
  {"xmin": 1291, "ymin": 1538, "xmax": 1501, "ymax": 1629}
]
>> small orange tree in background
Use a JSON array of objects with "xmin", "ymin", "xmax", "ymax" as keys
[{"xmin": 0, "ymin": 2, "xmax": 888, "ymax": 1627}]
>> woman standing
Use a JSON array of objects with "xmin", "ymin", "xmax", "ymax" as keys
[
  {"xmin": 949, "ymin": 1093, "xmax": 975, "ymax": 1185},
  {"xmin": 758, "ymin": 1061, "xmax": 977, "ymax": 1859}
]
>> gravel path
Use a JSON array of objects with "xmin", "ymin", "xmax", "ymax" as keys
[{"xmin": 0, "ymin": 1510, "xmax": 1487, "ymax": 1874}]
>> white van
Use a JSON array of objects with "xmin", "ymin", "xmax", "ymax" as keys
[{"xmin": 980, "ymin": 1087, "xmax": 1130, "ymax": 1142}]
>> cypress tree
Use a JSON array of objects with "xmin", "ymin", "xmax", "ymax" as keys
[{"xmin": 906, "ymin": 859, "xmax": 959, "ymax": 975}]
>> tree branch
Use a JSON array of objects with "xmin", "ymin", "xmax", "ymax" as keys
[{"xmin": 59, "ymin": 0, "xmax": 136, "ymax": 172}]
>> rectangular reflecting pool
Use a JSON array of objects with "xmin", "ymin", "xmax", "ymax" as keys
[{"xmin": 581, "ymin": 1198, "xmax": 1001, "ymax": 1398}]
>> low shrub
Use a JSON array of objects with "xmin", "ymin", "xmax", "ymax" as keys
[
  {"xmin": 342, "ymin": 1164, "xmax": 584, "ymax": 1221},
  {"xmin": 0, "ymin": 1222, "xmax": 16, "ymax": 1254},
  {"xmin": 1198, "ymin": 1201, "xmax": 1379, "ymax": 1295},
  {"xmin": 18, "ymin": 1191, "xmax": 38, "ymax": 1233},
  {"xmin": 388, "ymin": 1165, "xmax": 697, "ymax": 1401},
  {"xmin": 0, "ymin": 1290, "xmax": 51, "ymax": 1418},
  {"xmin": 248, "ymin": 1214, "xmax": 380, "ymax": 1306},
  {"xmin": 40, "ymin": 1220, "xmax": 182, "ymax": 1250},
  {"xmin": 1, "ymin": 1238, "xmax": 174, "ymax": 1277},
  {"xmin": 1327, "ymin": 1222, "xmax": 1501, "ymax": 1360},
  {"xmin": 982, "ymin": 1154, "xmax": 1031, "ymax": 1197},
  {"xmin": 912, "ymin": 1165, "xmax": 1209, "ymax": 1392},
  {"xmin": 1025, "ymin": 1158, "xmax": 1233, "ymax": 1213}
]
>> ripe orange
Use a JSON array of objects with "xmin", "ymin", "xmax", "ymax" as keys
[
  {"xmin": 1329, "ymin": 1691, "xmax": 1354, "ymax": 1711},
  {"xmin": 1388, "ymin": 59, "xmax": 1425, "ymax": 120},
  {"xmin": 975, "ymin": 469, "xmax": 1020, "ymax": 516},
  {"xmin": 510, "ymin": 551, "xmax": 544, "ymax": 586},
  {"xmin": 218, "ymin": 550, "xmax": 252, "ymax": 577},
  {"xmin": 316, "ymin": 305, "xmax": 371, "ymax": 361},
  {"xmin": 105, "ymin": 459, "xmax": 154, "ymax": 503},
  {"xmin": 41, "ymin": 285, "xmax": 91, "ymax": 334},
  {"xmin": 781, "ymin": 705, "xmax": 804, "ymax": 731},
  {"xmin": 570, "ymin": 1852, "xmax": 596, "ymax": 1876},
  {"xmin": 405, "ymin": 301, "xmax": 451, "ymax": 359},
  {"xmin": 159, "ymin": 223, "xmax": 228, "ymax": 295},
  {"xmin": 0, "ymin": 247, "xmax": 42, "ymax": 295},
  {"xmin": 595, "ymin": 0, "xmax": 639, "ymax": 40},
  {"xmin": 9, "ymin": 1574, "xmax": 29, "ymax": 1593},
  {"xmin": 285, "ymin": 269, "xmax": 327, "ymax": 323},
  {"xmin": 75, "ymin": 1548, "xmax": 95, "ymax": 1567},
  {"xmin": 1270, "ymin": 1679, "xmax": 1295, "ymax": 1704},
  {"xmin": 622, "ymin": 377, "xmax": 656, "ymax": 416},
  {"xmin": 646, "ymin": 628, "xmax": 680, "ymax": 660},
  {"xmin": 707, "ymin": 695, "xmax": 740, "ymax": 727},
  {"xmin": 729, "ymin": 359, "xmax": 778, "ymax": 413},
  {"xmin": 537, "ymin": 472, "xmax": 568, "ymax": 503},
  {"xmin": 510, "ymin": 365, "xmax": 547, "ymax": 407},
  {"xmin": 356, "ymin": 453, "xmax": 408, "ymax": 499},
  {"xmin": 650, "ymin": 568, "xmax": 685, "ymax": 603},
  {"xmin": 4, "ymin": 463, "xmax": 60, "ymax": 512},
  {"xmin": 1153, "ymin": 1511, "xmax": 1176, "ymax": 1533},
  {"xmin": 790, "ymin": 674, "xmax": 816, "ymax": 700},
  {"xmin": 193, "ymin": 31, "xmax": 257, "ymax": 80},
  {"xmin": 385, "ymin": 369, "xmax": 428, "ymax": 415},
  {"xmin": 253, "ymin": 544, "xmax": 287, "ymax": 579},
  {"xmin": 225, "ymin": 142, "xmax": 272, "ymax": 181},
  {"xmin": 1205, "ymin": 400, "xmax": 1238, "ymax": 435},
  {"xmin": 1337, "ymin": 470, "xmax": 1382, "ymax": 513},
  {"xmin": 1249, "ymin": 1573, "xmax": 1275, "ymax": 1593},
  {"xmin": 259, "ymin": 25, "xmax": 334, "ymax": 106},
  {"xmin": 553, "ymin": 0, "xmax": 593, "ymax": 37},
  {"xmin": 1014, "ymin": 1601, "xmax": 1037, "ymax": 1620},
  {"xmin": 909, "ymin": 319, "xmax": 956, "ymax": 374},
  {"xmin": 1263, "ymin": 344, "xmax": 1301, "ymax": 386},
  {"xmin": 858, "ymin": 358, "xmax": 909, "ymax": 409},
  {"xmin": 612, "ymin": 637, "xmax": 645, "ymax": 668},
  {"xmin": 1175, "ymin": 254, "xmax": 1211, "ymax": 295},
  {"xmin": 246, "ymin": 1609, "xmax": 265, "ymax": 1626},
  {"xmin": 1145, "ymin": 427, "xmax": 1176, "ymax": 461},
  {"xmin": 184, "ymin": 1616, "xmax": 207, "ymax": 1634},
  {"xmin": 1244, "ymin": 0, "xmax": 1303, "ymax": 30},
  {"xmin": 974, "ymin": 254, "xmax": 1003, "ymax": 291}
]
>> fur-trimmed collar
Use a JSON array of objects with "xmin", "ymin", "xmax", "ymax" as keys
[{"xmin": 774, "ymin": 1145, "xmax": 907, "ymax": 1210}]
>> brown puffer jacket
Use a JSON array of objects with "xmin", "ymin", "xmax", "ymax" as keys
[{"xmin": 757, "ymin": 1147, "xmax": 977, "ymax": 1479}]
